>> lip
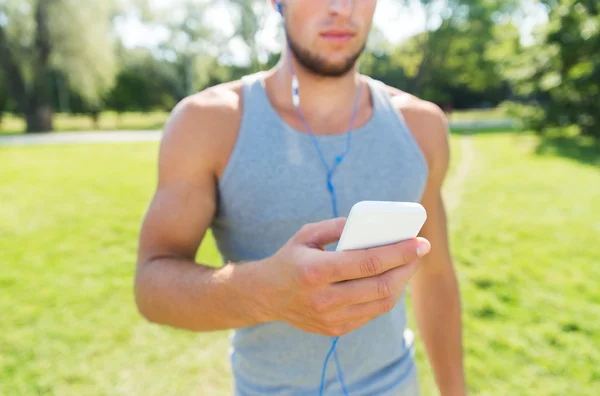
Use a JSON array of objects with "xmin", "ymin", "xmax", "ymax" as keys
[{"xmin": 320, "ymin": 29, "xmax": 355, "ymax": 43}]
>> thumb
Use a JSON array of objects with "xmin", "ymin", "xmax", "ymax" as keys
[{"xmin": 295, "ymin": 217, "xmax": 347, "ymax": 249}]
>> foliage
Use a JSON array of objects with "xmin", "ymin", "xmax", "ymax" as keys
[
  {"xmin": 0, "ymin": 0, "xmax": 120, "ymax": 131},
  {"xmin": 507, "ymin": 0, "xmax": 600, "ymax": 141},
  {"xmin": 2, "ymin": 0, "xmax": 598, "ymax": 145},
  {"xmin": 392, "ymin": 0, "xmax": 520, "ymax": 106},
  {"xmin": 105, "ymin": 48, "xmax": 182, "ymax": 113},
  {"xmin": 0, "ymin": 73, "xmax": 12, "ymax": 125},
  {"xmin": 146, "ymin": 0, "xmax": 227, "ymax": 96},
  {"xmin": 222, "ymin": 0, "xmax": 272, "ymax": 71}
]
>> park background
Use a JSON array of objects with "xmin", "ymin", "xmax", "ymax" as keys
[{"xmin": 1, "ymin": 0, "xmax": 599, "ymax": 395}]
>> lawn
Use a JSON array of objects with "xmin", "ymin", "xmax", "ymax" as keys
[
  {"xmin": 1, "ymin": 130, "xmax": 598, "ymax": 395},
  {"xmin": 0, "ymin": 108, "xmax": 508, "ymax": 135}
]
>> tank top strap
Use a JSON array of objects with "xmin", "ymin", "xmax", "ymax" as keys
[
  {"xmin": 362, "ymin": 75, "xmax": 429, "ymax": 175},
  {"xmin": 362, "ymin": 75, "xmax": 393, "ymax": 112},
  {"xmin": 240, "ymin": 71, "xmax": 270, "ymax": 115}
]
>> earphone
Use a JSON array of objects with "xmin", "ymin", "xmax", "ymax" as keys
[{"xmin": 275, "ymin": 2, "xmax": 368, "ymax": 395}]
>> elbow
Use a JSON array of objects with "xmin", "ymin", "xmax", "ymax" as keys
[
  {"xmin": 133, "ymin": 259, "xmax": 198, "ymax": 331},
  {"xmin": 134, "ymin": 292, "xmax": 154, "ymax": 325},
  {"xmin": 133, "ymin": 262, "xmax": 161, "ymax": 325},
  {"xmin": 133, "ymin": 257, "xmax": 214, "ymax": 333}
]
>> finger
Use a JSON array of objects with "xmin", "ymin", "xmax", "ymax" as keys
[
  {"xmin": 328, "ymin": 259, "xmax": 421, "ymax": 308},
  {"xmin": 344, "ymin": 261, "xmax": 421, "ymax": 319},
  {"xmin": 318, "ymin": 317, "xmax": 373, "ymax": 338},
  {"xmin": 318, "ymin": 237, "xmax": 430, "ymax": 283},
  {"xmin": 295, "ymin": 217, "xmax": 347, "ymax": 249}
]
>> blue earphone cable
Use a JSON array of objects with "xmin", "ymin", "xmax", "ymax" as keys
[
  {"xmin": 277, "ymin": 2, "xmax": 368, "ymax": 394},
  {"xmin": 287, "ymin": 45, "xmax": 366, "ymax": 396},
  {"xmin": 291, "ymin": 71, "xmax": 363, "ymax": 219}
]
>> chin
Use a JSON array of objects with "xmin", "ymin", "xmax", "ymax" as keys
[
  {"xmin": 313, "ymin": 65, "xmax": 356, "ymax": 78},
  {"xmin": 325, "ymin": 57, "xmax": 359, "ymax": 72},
  {"xmin": 287, "ymin": 34, "xmax": 362, "ymax": 77},
  {"xmin": 326, "ymin": 62, "xmax": 355, "ymax": 73}
]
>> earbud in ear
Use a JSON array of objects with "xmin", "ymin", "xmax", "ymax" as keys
[{"xmin": 276, "ymin": 1, "xmax": 282, "ymax": 15}]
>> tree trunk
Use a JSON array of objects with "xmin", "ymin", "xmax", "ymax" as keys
[
  {"xmin": 25, "ymin": 105, "xmax": 54, "ymax": 133},
  {"xmin": 0, "ymin": 92, "xmax": 6, "ymax": 129},
  {"xmin": 0, "ymin": 2, "xmax": 55, "ymax": 133},
  {"xmin": 90, "ymin": 109, "xmax": 100, "ymax": 129},
  {"xmin": 0, "ymin": 27, "xmax": 29, "ymax": 119},
  {"xmin": 26, "ymin": 0, "xmax": 54, "ymax": 133}
]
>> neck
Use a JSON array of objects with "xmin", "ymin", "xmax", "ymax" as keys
[{"xmin": 269, "ymin": 51, "xmax": 363, "ymax": 118}]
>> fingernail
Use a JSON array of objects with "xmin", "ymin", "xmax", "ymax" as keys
[{"xmin": 417, "ymin": 240, "xmax": 431, "ymax": 257}]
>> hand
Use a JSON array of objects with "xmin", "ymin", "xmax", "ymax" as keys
[{"xmin": 261, "ymin": 217, "xmax": 431, "ymax": 337}]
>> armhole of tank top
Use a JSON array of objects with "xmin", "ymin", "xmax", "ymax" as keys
[
  {"xmin": 217, "ymin": 76, "xmax": 254, "ymax": 191},
  {"xmin": 374, "ymin": 80, "xmax": 430, "ymax": 179}
]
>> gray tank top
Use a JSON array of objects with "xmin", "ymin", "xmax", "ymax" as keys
[{"xmin": 210, "ymin": 72, "xmax": 429, "ymax": 395}]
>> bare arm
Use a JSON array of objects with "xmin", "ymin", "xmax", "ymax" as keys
[
  {"xmin": 399, "ymin": 99, "xmax": 466, "ymax": 395},
  {"xmin": 134, "ymin": 86, "xmax": 436, "ymax": 337},
  {"xmin": 134, "ymin": 91, "xmax": 271, "ymax": 332}
]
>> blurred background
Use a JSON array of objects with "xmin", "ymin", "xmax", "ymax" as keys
[{"xmin": 1, "ymin": 0, "xmax": 598, "ymax": 395}]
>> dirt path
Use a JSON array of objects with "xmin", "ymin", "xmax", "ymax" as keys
[
  {"xmin": 443, "ymin": 134, "xmax": 475, "ymax": 213},
  {"xmin": 0, "ymin": 120, "xmax": 511, "ymax": 147},
  {"xmin": 0, "ymin": 131, "xmax": 161, "ymax": 146}
]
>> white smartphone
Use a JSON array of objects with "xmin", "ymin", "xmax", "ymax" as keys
[{"xmin": 335, "ymin": 201, "xmax": 427, "ymax": 251}]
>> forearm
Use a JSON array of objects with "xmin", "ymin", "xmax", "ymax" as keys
[
  {"xmin": 134, "ymin": 257, "xmax": 271, "ymax": 332},
  {"xmin": 412, "ymin": 270, "xmax": 465, "ymax": 395}
]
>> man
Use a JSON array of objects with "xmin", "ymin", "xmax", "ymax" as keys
[{"xmin": 134, "ymin": 0, "xmax": 465, "ymax": 395}]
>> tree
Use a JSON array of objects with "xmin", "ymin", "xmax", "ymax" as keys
[
  {"xmin": 0, "ymin": 72, "xmax": 8, "ymax": 128},
  {"xmin": 507, "ymin": 0, "xmax": 600, "ymax": 141},
  {"xmin": 146, "ymin": 0, "xmax": 225, "ymax": 96},
  {"xmin": 0, "ymin": 0, "xmax": 119, "ymax": 132},
  {"xmin": 221, "ymin": 0, "xmax": 272, "ymax": 72},
  {"xmin": 393, "ymin": 0, "xmax": 518, "ymax": 105},
  {"xmin": 105, "ymin": 47, "xmax": 181, "ymax": 117}
]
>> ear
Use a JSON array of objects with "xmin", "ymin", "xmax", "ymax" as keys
[{"xmin": 271, "ymin": 0, "xmax": 282, "ymax": 15}]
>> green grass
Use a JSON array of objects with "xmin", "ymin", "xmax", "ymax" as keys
[
  {"xmin": 0, "ymin": 111, "xmax": 169, "ymax": 134},
  {"xmin": 0, "ymin": 143, "xmax": 231, "ymax": 395},
  {"xmin": 416, "ymin": 132, "xmax": 599, "ymax": 395},
  {"xmin": 1, "ymin": 130, "xmax": 598, "ymax": 395}
]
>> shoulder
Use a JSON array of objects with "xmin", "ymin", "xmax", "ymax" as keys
[
  {"xmin": 158, "ymin": 80, "xmax": 245, "ymax": 180},
  {"xmin": 385, "ymin": 85, "xmax": 448, "ymax": 135},
  {"xmin": 382, "ymin": 84, "xmax": 450, "ymax": 180},
  {"xmin": 162, "ymin": 80, "xmax": 243, "ymax": 147}
]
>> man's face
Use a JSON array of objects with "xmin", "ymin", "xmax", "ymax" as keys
[{"xmin": 275, "ymin": 0, "xmax": 377, "ymax": 77}]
